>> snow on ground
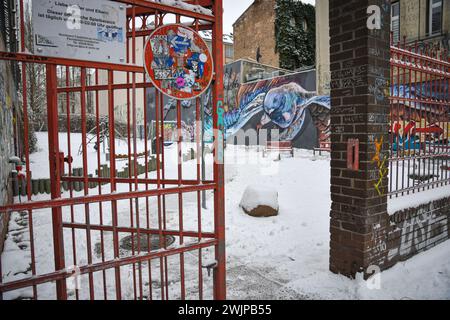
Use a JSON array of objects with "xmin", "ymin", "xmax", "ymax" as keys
[
  {"xmin": 30, "ymin": 132, "xmax": 153, "ymax": 179},
  {"xmin": 389, "ymin": 156, "xmax": 450, "ymax": 213},
  {"xmin": 239, "ymin": 184, "xmax": 279, "ymax": 213},
  {"xmin": 388, "ymin": 184, "xmax": 450, "ymax": 214},
  {"xmin": 2, "ymin": 133, "xmax": 450, "ymax": 300}
]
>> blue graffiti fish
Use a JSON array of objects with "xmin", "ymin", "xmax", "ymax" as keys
[{"xmin": 262, "ymin": 83, "xmax": 312, "ymax": 129}]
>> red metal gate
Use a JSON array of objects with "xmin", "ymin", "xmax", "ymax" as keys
[
  {"xmin": 0, "ymin": 0, "xmax": 225, "ymax": 300},
  {"xmin": 389, "ymin": 36, "xmax": 450, "ymax": 198}
]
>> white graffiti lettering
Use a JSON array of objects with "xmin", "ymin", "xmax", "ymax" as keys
[{"xmin": 388, "ymin": 207, "xmax": 449, "ymax": 261}]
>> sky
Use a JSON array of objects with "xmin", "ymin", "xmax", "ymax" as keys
[{"xmin": 223, "ymin": 0, "xmax": 316, "ymax": 35}]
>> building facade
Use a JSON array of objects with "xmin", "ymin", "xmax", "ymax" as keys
[
  {"xmin": 316, "ymin": 0, "xmax": 330, "ymax": 96},
  {"xmin": 201, "ymin": 32, "xmax": 235, "ymax": 65},
  {"xmin": 391, "ymin": 0, "xmax": 450, "ymax": 49},
  {"xmin": 233, "ymin": 0, "xmax": 279, "ymax": 67},
  {"xmin": 233, "ymin": 0, "xmax": 316, "ymax": 70},
  {"xmin": 315, "ymin": 0, "xmax": 449, "ymax": 95}
]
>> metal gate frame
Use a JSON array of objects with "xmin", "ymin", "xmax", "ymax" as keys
[
  {"xmin": 389, "ymin": 36, "xmax": 450, "ymax": 198},
  {"xmin": 0, "ymin": 0, "xmax": 225, "ymax": 300}
]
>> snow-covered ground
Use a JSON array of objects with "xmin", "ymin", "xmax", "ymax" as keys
[{"xmin": 2, "ymin": 133, "xmax": 450, "ymax": 300}]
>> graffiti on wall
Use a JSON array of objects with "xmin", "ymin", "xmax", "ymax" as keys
[
  {"xmin": 387, "ymin": 202, "xmax": 449, "ymax": 262},
  {"xmin": 372, "ymin": 137, "xmax": 388, "ymax": 196},
  {"xmin": 146, "ymin": 68, "xmax": 329, "ymax": 149},
  {"xmin": 146, "ymin": 86, "xmax": 214, "ymax": 143},
  {"xmin": 391, "ymin": 82, "xmax": 450, "ymax": 152},
  {"xmin": 223, "ymin": 61, "xmax": 241, "ymax": 114},
  {"xmin": 0, "ymin": 61, "xmax": 14, "ymax": 203},
  {"xmin": 150, "ymin": 120, "xmax": 193, "ymax": 143},
  {"xmin": 225, "ymin": 72, "xmax": 330, "ymax": 148}
]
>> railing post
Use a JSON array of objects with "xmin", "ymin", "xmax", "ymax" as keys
[
  {"xmin": 46, "ymin": 64, "xmax": 67, "ymax": 299},
  {"xmin": 212, "ymin": 0, "xmax": 226, "ymax": 300},
  {"xmin": 329, "ymin": 0, "xmax": 391, "ymax": 279}
]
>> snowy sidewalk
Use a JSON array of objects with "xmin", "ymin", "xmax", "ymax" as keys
[
  {"xmin": 2, "ymin": 141, "xmax": 450, "ymax": 300},
  {"xmin": 222, "ymin": 147, "xmax": 450, "ymax": 300}
]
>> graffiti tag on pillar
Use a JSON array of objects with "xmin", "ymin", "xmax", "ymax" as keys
[
  {"xmin": 216, "ymin": 100, "xmax": 225, "ymax": 164},
  {"xmin": 372, "ymin": 137, "xmax": 388, "ymax": 196}
]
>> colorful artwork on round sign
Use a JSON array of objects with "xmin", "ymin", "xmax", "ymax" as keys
[{"xmin": 144, "ymin": 24, "xmax": 213, "ymax": 100}]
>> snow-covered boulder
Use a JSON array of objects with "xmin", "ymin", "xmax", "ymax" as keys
[{"xmin": 239, "ymin": 185, "xmax": 279, "ymax": 217}]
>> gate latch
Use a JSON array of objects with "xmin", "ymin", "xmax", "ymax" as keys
[
  {"xmin": 202, "ymin": 260, "xmax": 218, "ymax": 277},
  {"xmin": 59, "ymin": 152, "xmax": 74, "ymax": 176}
]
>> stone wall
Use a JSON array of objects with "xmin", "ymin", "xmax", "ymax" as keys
[
  {"xmin": 233, "ymin": 0, "xmax": 279, "ymax": 67},
  {"xmin": 0, "ymin": 33, "xmax": 16, "ymax": 252}
]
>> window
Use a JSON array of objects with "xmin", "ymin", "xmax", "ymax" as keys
[
  {"xmin": 301, "ymin": 20, "xmax": 308, "ymax": 32},
  {"xmin": 391, "ymin": 2, "xmax": 400, "ymax": 44},
  {"xmin": 429, "ymin": 0, "xmax": 443, "ymax": 35},
  {"xmin": 225, "ymin": 45, "xmax": 234, "ymax": 59},
  {"xmin": 290, "ymin": 18, "xmax": 296, "ymax": 27}
]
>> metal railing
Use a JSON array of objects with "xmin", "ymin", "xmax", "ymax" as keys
[{"xmin": 389, "ymin": 37, "xmax": 450, "ymax": 198}]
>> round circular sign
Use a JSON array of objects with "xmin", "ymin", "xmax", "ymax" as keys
[{"xmin": 144, "ymin": 24, "xmax": 214, "ymax": 100}]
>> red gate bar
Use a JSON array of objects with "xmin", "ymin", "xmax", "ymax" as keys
[{"xmin": 0, "ymin": 239, "xmax": 218, "ymax": 294}]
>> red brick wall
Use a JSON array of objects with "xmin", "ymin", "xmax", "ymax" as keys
[{"xmin": 329, "ymin": 0, "xmax": 391, "ymax": 278}]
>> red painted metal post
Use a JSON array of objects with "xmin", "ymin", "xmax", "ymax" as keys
[
  {"xmin": 46, "ymin": 64, "xmax": 67, "ymax": 300},
  {"xmin": 107, "ymin": 69, "xmax": 122, "ymax": 300},
  {"xmin": 212, "ymin": 0, "xmax": 226, "ymax": 300}
]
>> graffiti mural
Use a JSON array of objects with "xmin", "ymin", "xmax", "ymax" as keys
[
  {"xmin": 391, "ymin": 81, "xmax": 450, "ymax": 152},
  {"xmin": 223, "ymin": 61, "xmax": 241, "ymax": 114},
  {"xmin": 386, "ymin": 199, "xmax": 450, "ymax": 264},
  {"xmin": 222, "ymin": 59, "xmax": 300, "ymax": 115},
  {"xmin": 146, "ymin": 67, "xmax": 329, "ymax": 149},
  {"xmin": 146, "ymin": 86, "xmax": 214, "ymax": 144},
  {"xmin": 225, "ymin": 72, "xmax": 330, "ymax": 149},
  {"xmin": 149, "ymin": 120, "xmax": 193, "ymax": 144}
]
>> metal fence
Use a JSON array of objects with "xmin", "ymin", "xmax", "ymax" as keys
[{"xmin": 389, "ymin": 37, "xmax": 450, "ymax": 198}]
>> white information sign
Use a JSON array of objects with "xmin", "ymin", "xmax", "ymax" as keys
[{"xmin": 32, "ymin": 0, "xmax": 126, "ymax": 64}]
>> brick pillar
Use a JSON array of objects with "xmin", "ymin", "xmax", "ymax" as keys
[{"xmin": 329, "ymin": 0, "xmax": 391, "ymax": 278}]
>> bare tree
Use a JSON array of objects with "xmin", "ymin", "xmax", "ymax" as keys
[{"xmin": 23, "ymin": 2, "xmax": 46, "ymax": 133}]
